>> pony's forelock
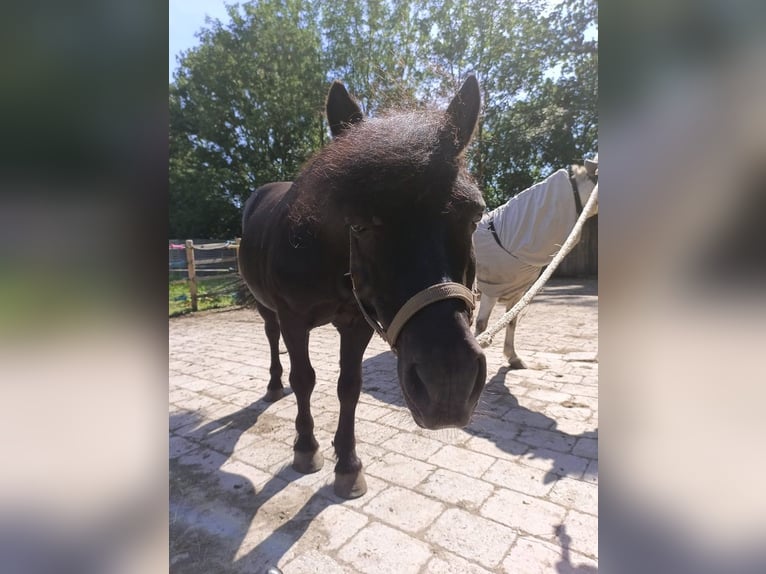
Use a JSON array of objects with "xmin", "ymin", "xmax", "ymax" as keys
[{"xmin": 290, "ymin": 108, "xmax": 479, "ymax": 224}]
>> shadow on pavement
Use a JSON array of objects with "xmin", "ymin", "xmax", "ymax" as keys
[
  {"xmin": 170, "ymin": 400, "xmax": 343, "ymax": 574},
  {"xmin": 361, "ymin": 352, "xmax": 597, "ymax": 484},
  {"xmin": 555, "ymin": 524, "xmax": 598, "ymax": 573},
  {"xmin": 530, "ymin": 278, "xmax": 599, "ymax": 308}
]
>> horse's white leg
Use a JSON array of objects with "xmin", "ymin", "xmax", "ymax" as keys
[
  {"xmin": 474, "ymin": 293, "xmax": 498, "ymax": 335},
  {"xmin": 503, "ymin": 306, "xmax": 527, "ymax": 369}
]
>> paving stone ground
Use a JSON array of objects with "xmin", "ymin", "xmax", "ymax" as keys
[{"xmin": 169, "ymin": 279, "xmax": 598, "ymax": 573}]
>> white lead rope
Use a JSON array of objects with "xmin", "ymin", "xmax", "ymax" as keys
[{"xmin": 475, "ymin": 184, "xmax": 598, "ymax": 348}]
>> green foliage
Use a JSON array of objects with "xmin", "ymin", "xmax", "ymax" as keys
[
  {"xmin": 169, "ymin": 275, "xmax": 242, "ymax": 316},
  {"xmin": 170, "ymin": 0, "xmax": 598, "ymax": 233},
  {"xmin": 170, "ymin": 0, "xmax": 326, "ymax": 238}
]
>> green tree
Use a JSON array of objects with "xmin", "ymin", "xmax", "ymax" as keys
[
  {"xmin": 318, "ymin": 0, "xmax": 425, "ymax": 113},
  {"xmin": 414, "ymin": 0, "xmax": 597, "ymax": 208},
  {"xmin": 169, "ymin": 0, "xmax": 325, "ymax": 238},
  {"xmin": 169, "ymin": 0, "xmax": 598, "ymax": 233}
]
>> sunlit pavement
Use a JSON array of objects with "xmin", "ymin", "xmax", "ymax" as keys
[{"xmin": 170, "ymin": 278, "xmax": 598, "ymax": 573}]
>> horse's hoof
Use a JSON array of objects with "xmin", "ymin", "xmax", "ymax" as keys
[
  {"xmin": 293, "ymin": 450, "xmax": 324, "ymax": 474},
  {"xmin": 263, "ymin": 387, "xmax": 285, "ymax": 402},
  {"xmin": 334, "ymin": 470, "xmax": 367, "ymax": 499},
  {"xmin": 508, "ymin": 357, "xmax": 527, "ymax": 370}
]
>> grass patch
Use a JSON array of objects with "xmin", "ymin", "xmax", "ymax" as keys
[{"xmin": 169, "ymin": 274, "xmax": 242, "ymax": 317}]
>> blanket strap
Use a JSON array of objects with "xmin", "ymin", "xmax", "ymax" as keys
[
  {"xmin": 569, "ymin": 171, "xmax": 584, "ymax": 215},
  {"xmin": 487, "ymin": 218, "xmax": 522, "ymax": 261}
]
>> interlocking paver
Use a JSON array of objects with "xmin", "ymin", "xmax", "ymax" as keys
[
  {"xmin": 362, "ymin": 485, "xmax": 445, "ymax": 533},
  {"xmin": 561, "ymin": 509, "xmax": 598, "ymax": 558},
  {"xmin": 481, "ymin": 487, "xmax": 567, "ymax": 538},
  {"xmin": 306, "ymin": 504, "xmax": 370, "ymax": 550},
  {"xmin": 425, "ymin": 551, "xmax": 495, "ymax": 573},
  {"xmin": 169, "ymin": 278, "xmax": 598, "ymax": 572},
  {"xmin": 482, "ymin": 457, "xmax": 557, "ymax": 496},
  {"xmin": 425, "ymin": 508, "xmax": 517, "ymax": 569},
  {"xmin": 502, "ymin": 537, "xmax": 568, "ymax": 573},
  {"xmin": 380, "ymin": 432, "xmax": 445, "ymax": 460},
  {"xmin": 169, "ymin": 435, "xmax": 197, "ymax": 458},
  {"xmin": 282, "ymin": 550, "xmax": 353, "ymax": 574},
  {"xmin": 548, "ymin": 476, "xmax": 598, "ymax": 515},
  {"xmin": 464, "ymin": 434, "xmax": 529, "ymax": 460},
  {"xmin": 502, "ymin": 536, "xmax": 598, "ymax": 573},
  {"xmin": 527, "ymin": 388, "xmax": 573, "ymax": 402},
  {"xmin": 517, "ymin": 447, "xmax": 590, "ymax": 480},
  {"xmin": 416, "ymin": 468, "xmax": 495, "ymax": 511},
  {"xmin": 428, "ymin": 444, "xmax": 496, "ymax": 477},
  {"xmin": 364, "ymin": 451, "xmax": 436, "ymax": 489},
  {"xmin": 572, "ymin": 436, "xmax": 599, "ymax": 459},
  {"xmin": 337, "ymin": 521, "xmax": 432, "ymax": 574},
  {"xmin": 584, "ymin": 459, "xmax": 598, "ymax": 483}
]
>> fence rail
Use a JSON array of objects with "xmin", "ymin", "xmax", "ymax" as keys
[
  {"xmin": 170, "ymin": 225, "xmax": 597, "ymax": 314},
  {"xmin": 169, "ymin": 239, "xmax": 241, "ymax": 312}
]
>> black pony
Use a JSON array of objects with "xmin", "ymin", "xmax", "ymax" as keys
[{"xmin": 239, "ymin": 77, "xmax": 487, "ymax": 498}]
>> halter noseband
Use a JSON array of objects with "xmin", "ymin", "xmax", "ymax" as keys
[{"xmin": 348, "ymin": 235, "xmax": 475, "ymax": 352}]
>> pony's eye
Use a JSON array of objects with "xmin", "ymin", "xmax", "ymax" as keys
[{"xmin": 350, "ymin": 224, "xmax": 367, "ymax": 233}]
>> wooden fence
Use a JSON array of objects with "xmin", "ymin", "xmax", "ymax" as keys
[
  {"xmin": 170, "ymin": 221, "xmax": 597, "ymax": 312},
  {"xmin": 169, "ymin": 239, "xmax": 240, "ymax": 312},
  {"xmin": 552, "ymin": 215, "xmax": 598, "ymax": 277}
]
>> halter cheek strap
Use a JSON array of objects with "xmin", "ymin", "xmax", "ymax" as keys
[
  {"xmin": 348, "ymin": 238, "xmax": 475, "ymax": 350},
  {"xmin": 351, "ymin": 278, "xmax": 475, "ymax": 350}
]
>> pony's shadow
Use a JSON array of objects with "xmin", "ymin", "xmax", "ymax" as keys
[
  {"xmin": 361, "ymin": 352, "xmax": 597, "ymax": 484},
  {"xmin": 473, "ymin": 365, "xmax": 598, "ymax": 483},
  {"xmin": 555, "ymin": 524, "xmax": 598, "ymax": 573},
  {"xmin": 170, "ymin": 395, "xmax": 341, "ymax": 574}
]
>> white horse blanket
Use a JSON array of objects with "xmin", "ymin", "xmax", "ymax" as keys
[{"xmin": 473, "ymin": 169, "xmax": 581, "ymax": 300}]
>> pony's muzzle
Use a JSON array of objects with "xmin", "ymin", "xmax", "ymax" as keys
[
  {"xmin": 397, "ymin": 301, "xmax": 487, "ymax": 429},
  {"xmin": 404, "ymin": 353, "xmax": 486, "ymax": 429}
]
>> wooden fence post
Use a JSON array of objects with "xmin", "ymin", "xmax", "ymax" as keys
[
  {"xmin": 234, "ymin": 237, "xmax": 241, "ymax": 275},
  {"xmin": 185, "ymin": 240, "xmax": 198, "ymax": 311}
]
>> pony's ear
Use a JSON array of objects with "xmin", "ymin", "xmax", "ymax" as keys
[
  {"xmin": 441, "ymin": 75, "xmax": 481, "ymax": 156},
  {"xmin": 326, "ymin": 81, "xmax": 363, "ymax": 138}
]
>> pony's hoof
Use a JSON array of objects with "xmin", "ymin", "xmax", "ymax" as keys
[
  {"xmin": 334, "ymin": 470, "xmax": 367, "ymax": 499},
  {"xmin": 263, "ymin": 387, "xmax": 285, "ymax": 402},
  {"xmin": 508, "ymin": 357, "xmax": 527, "ymax": 370},
  {"xmin": 293, "ymin": 450, "xmax": 324, "ymax": 474}
]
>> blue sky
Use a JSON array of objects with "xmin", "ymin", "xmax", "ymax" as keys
[{"xmin": 169, "ymin": 0, "xmax": 231, "ymax": 82}]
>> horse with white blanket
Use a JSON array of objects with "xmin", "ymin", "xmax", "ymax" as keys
[{"xmin": 473, "ymin": 158, "xmax": 598, "ymax": 368}]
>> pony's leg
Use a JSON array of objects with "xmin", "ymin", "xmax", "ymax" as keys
[
  {"xmin": 255, "ymin": 302, "xmax": 285, "ymax": 402},
  {"xmin": 503, "ymin": 313, "xmax": 527, "ymax": 369},
  {"xmin": 331, "ymin": 319, "xmax": 373, "ymax": 498},
  {"xmin": 474, "ymin": 293, "xmax": 499, "ymax": 335},
  {"xmin": 279, "ymin": 315, "xmax": 323, "ymax": 474}
]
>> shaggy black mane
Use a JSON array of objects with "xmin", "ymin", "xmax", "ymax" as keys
[{"xmin": 291, "ymin": 109, "xmax": 478, "ymax": 222}]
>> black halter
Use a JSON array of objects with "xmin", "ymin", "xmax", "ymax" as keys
[{"xmin": 568, "ymin": 167, "xmax": 598, "ymax": 216}]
